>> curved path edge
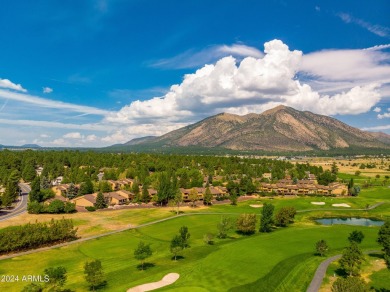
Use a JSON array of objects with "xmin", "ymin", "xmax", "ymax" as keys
[{"xmin": 306, "ymin": 250, "xmax": 380, "ymax": 292}]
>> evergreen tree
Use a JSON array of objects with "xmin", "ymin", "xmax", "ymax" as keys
[
  {"xmin": 66, "ymin": 183, "xmax": 78, "ymax": 199},
  {"xmin": 22, "ymin": 164, "xmax": 36, "ymax": 182},
  {"xmin": 78, "ymin": 179, "xmax": 94, "ymax": 196},
  {"xmin": 95, "ymin": 192, "xmax": 107, "ymax": 209},
  {"xmin": 260, "ymin": 203, "xmax": 274, "ymax": 232},
  {"xmin": 29, "ymin": 177, "xmax": 42, "ymax": 202},
  {"xmin": 203, "ymin": 187, "xmax": 213, "ymax": 205}
]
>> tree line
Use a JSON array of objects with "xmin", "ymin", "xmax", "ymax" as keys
[{"xmin": 0, "ymin": 218, "xmax": 78, "ymax": 254}]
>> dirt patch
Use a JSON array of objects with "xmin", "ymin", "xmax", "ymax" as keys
[
  {"xmin": 250, "ymin": 204, "xmax": 263, "ymax": 208},
  {"xmin": 127, "ymin": 273, "xmax": 180, "ymax": 292},
  {"xmin": 332, "ymin": 203, "xmax": 351, "ymax": 208}
]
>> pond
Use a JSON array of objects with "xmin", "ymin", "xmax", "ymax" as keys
[{"xmin": 315, "ymin": 217, "xmax": 384, "ymax": 227}]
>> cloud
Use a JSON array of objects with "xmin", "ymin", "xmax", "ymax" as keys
[
  {"xmin": 0, "ymin": 78, "xmax": 27, "ymax": 92},
  {"xmin": 150, "ymin": 43, "xmax": 263, "ymax": 69},
  {"xmin": 0, "ymin": 118, "xmax": 111, "ymax": 131},
  {"xmin": 373, "ymin": 107, "xmax": 382, "ymax": 113},
  {"xmin": 362, "ymin": 124, "xmax": 390, "ymax": 131},
  {"xmin": 108, "ymin": 39, "xmax": 383, "ymax": 135},
  {"xmin": 43, "ymin": 87, "xmax": 53, "ymax": 94},
  {"xmin": 337, "ymin": 12, "xmax": 390, "ymax": 37},
  {"xmin": 63, "ymin": 132, "xmax": 82, "ymax": 139},
  {"xmin": 0, "ymin": 89, "xmax": 111, "ymax": 115},
  {"xmin": 378, "ymin": 108, "xmax": 390, "ymax": 119},
  {"xmin": 364, "ymin": 44, "xmax": 390, "ymax": 51},
  {"xmin": 300, "ymin": 48, "xmax": 390, "ymax": 83},
  {"xmin": 40, "ymin": 134, "xmax": 50, "ymax": 138}
]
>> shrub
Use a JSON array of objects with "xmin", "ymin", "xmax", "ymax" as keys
[
  {"xmin": 236, "ymin": 214, "xmax": 256, "ymax": 235},
  {"xmin": 27, "ymin": 201, "xmax": 44, "ymax": 214},
  {"xmin": 85, "ymin": 206, "xmax": 96, "ymax": 212}
]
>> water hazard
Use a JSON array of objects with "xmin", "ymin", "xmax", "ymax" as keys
[{"xmin": 315, "ymin": 217, "xmax": 384, "ymax": 227}]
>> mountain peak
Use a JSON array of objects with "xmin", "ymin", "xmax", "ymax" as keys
[
  {"xmin": 122, "ymin": 105, "xmax": 390, "ymax": 152},
  {"xmin": 262, "ymin": 104, "xmax": 290, "ymax": 115}
]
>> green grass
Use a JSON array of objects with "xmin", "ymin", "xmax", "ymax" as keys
[
  {"xmin": 369, "ymin": 268, "xmax": 390, "ymax": 291},
  {"xmin": 0, "ymin": 214, "xmax": 383, "ymax": 291},
  {"xmin": 0, "ymin": 185, "xmax": 388, "ymax": 291}
]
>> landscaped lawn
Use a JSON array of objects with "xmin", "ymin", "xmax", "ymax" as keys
[
  {"xmin": 0, "ymin": 184, "xmax": 388, "ymax": 291},
  {"xmin": 0, "ymin": 213, "xmax": 383, "ymax": 291}
]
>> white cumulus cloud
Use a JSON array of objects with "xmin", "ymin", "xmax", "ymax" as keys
[
  {"xmin": 373, "ymin": 107, "xmax": 382, "ymax": 113},
  {"xmin": 0, "ymin": 78, "xmax": 27, "ymax": 92},
  {"xmin": 63, "ymin": 132, "xmax": 82, "ymax": 139}
]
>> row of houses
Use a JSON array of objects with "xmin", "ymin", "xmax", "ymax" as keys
[
  {"xmin": 48, "ymin": 185, "xmax": 229, "ymax": 209},
  {"xmin": 258, "ymin": 179, "xmax": 347, "ymax": 196}
]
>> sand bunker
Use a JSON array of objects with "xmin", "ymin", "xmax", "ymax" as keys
[
  {"xmin": 311, "ymin": 202, "xmax": 325, "ymax": 205},
  {"xmin": 332, "ymin": 203, "xmax": 351, "ymax": 208},
  {"xmin": 127, "ymin": 273, "xmax": 180, "ymax": 292},
  {"xmin": 250, "ymin": 204, "xmax": 263, "ymax": 208}
]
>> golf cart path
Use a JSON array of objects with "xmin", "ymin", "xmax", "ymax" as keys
[{"xmin": 306, "ymin": 250, "xmax": 380, "ymax": 292}]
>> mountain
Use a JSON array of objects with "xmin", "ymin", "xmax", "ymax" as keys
[
  {"xmin": 122, "ymin": 105, "xmax": 390, "ymax": 152},
  {"xmin": 368, "ymin": 132, "xmax": 390, "ymax": 145},
  {"xmin": 21, "ymin": 144, "xmax": 42, "ymax": 148},
  {"xmin": 124, "ymin": 136, "xmax": 157, "ymax": 146}
]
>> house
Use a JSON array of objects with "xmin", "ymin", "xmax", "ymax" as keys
[
  {"xmin": 52, "ymin": 184, "xmax": 70, "ymax": 196},
  {"xmin": 35, "ymin": 166, "xmax": 43, "ymax": 176},
  {"xmin": 262, "ymin": 173, "xmax": 272, "ymax": 180},
  {"xmin": 51, "ymin": 176, "xmax": 64, "ymax": 186},
  {"xmin": 71, "ymin": 194, "xmax": 96, "ymax": 207},
  {"xmin": 104, "ymin": 192, "xmax": 127, "ymax": 205},
  {"xmin": 97, "ymin": 172, "xmax": 104, "ymax": 181}
]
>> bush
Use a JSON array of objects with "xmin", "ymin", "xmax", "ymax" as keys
[
  {"xmin": 85, "ymin": 206, "xmax": 96, "ymax": 212},
  {"xmin": 236, "ymin": 214, "xmax": 256, "ymax": 234},
  {"xmin": 64, "ymin": 202, "xmax": 76, "ymax": 213},
  {"xmin": 46, "ymin": 200, "xmax": 65, "ymax": 213},
  {"xmin": 27, "ymin": 201, "xmax": 44, "ymax": 214}
]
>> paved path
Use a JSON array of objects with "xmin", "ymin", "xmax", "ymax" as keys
[
  {"xmin": 306, "ymin": 250, "xmax": 381, "ymax": 292},
  {"xmin": 0, "ymin": 183, "xmax": 30, "ymax": 222}
]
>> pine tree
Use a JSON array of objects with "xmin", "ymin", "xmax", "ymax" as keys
[{"xmin": 94, "ymin": 192, "xmax": 106, "ymax": 209}]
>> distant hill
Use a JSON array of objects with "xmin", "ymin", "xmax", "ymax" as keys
[
  {"xmin": 124, "ymin": 136, "xmax": 157, "ymax": 146},
  {"xmin": 368, "ymin": 132, "xmax": 390, "ymax": 145},
  {"xmin": 21, "ymin": 144, "xmax": 42, "ymax": 148},
  {"xmin": 121, "ymin": 105, "xmax": 390, "ymax": 152}
]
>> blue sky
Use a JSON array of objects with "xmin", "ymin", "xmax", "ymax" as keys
[{"xmin": 0, "ymin": 0, "xmax": 389, "ymax": 147}]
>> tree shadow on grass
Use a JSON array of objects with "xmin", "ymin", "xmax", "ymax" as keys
[
  {"xmin": 136, "ymin": 263, "xmax": 155, "ymax": 271},
  {"xmin": 368, "ymin": 252, "xmax": 383, "ymax": 259},
  {"xmin": 334, "ymin": 267, "xmax": 348, "ymax": 277}
]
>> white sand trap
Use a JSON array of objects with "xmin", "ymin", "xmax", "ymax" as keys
[
  {"xmin": 250, "ymin": 204, "xmax": 263, "ymax": 208},
  {"xmin": 127, "ymin": 273, "xmax": 180, "ymax": 292},
  {"xmin": 311, "ymin": 202, "xmax": 325, "ymax": 205},
  {"xmin": 332, "ymin": 203, "xmax": 351, "ymax": 208}
]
